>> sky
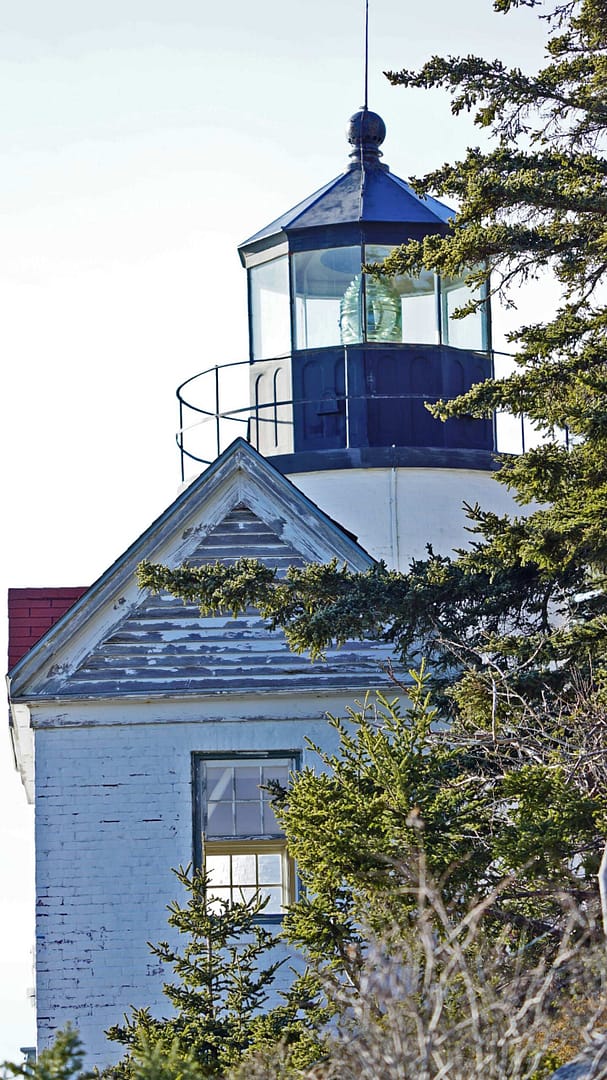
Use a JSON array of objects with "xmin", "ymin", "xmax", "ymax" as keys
[{"xmin": 0, "ymin": 0, "xmax": 553, "ymax": 1062}]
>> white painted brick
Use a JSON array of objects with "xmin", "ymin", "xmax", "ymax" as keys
[{"xmin": 32, "ymin": 712, "xmax": 331, "ymax": 1067}]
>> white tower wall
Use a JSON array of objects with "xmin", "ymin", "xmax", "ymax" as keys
[{"xmin": 288, "ymin": 467, "xmax": 518, "ymax": 571}]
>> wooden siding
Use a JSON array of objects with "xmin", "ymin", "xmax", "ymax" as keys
[
  {"xmin": 186, "ymin": 505, "xmax": 305, "ymax": 571},
  {"xmin": 40, "ymin": 507, "xmax": 393, "ymax": 698}
]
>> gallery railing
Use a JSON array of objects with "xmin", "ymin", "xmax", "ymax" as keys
[{"xmin": 176, "ymin": 352, "xmax": 570, "ymax": 483}]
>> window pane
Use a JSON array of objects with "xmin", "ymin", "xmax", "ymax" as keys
[
  {"xmin": 199, "ymin": 757, "xmax": 294, "ymax": 915},
  {"xmin": 206, "ymin": 767, "xmax": 233, "ymax": 802},
  {"xmin": 258, "ymin": 853, "xmax": 282, "ymax": 884},
  {"xmin": 204, "ymin": 848, "xmax": 287, "ymax": 914},
  {"xmin": 236, "ymin": 886, "xmax": 257, "ymax": 904},
  {"xmin": 236, "ymin": 801, "xmax": 262, "ymax": 834},
  {"xmin": 234, "ymin": 766, "xmax": 261, "ymax": 800},
  {"xmin": 293, "ymin": 247, "xmax": 362, "ymax": 349},
  {"xmin": 251, "ymin": 257, "xmax": 291, "ymax": 361},
  {"xmin": 263, "ymin": 802, "xmax": 282, "ymax": 834},
  {"xmin": 261, "ymin": 887, "xmax": 283, "ymax": 913},
  {"xmin": 441, "ymin": 274, "xmax": 486, "ymax": 350},
  {"xmin": 206, "ymin": 854, "xmax": 231, "ymax": 886},
  {"xmin": 207, "ymin": 887, "xmax": 231, "ymax": 912},
  {"xmin": 365, "ymin": 245, "xmax": 437, "ymax": 345},
  {"xmin": 206, "ymin": 802, "xmax": 234, "ymax": 836},
  {"xmin": 262, "ymin": 765, "xmax": 289, "ymax": 790},
  {"xmin": 232, "ymin": 853, "xmax": 256, "ymax": 885}
]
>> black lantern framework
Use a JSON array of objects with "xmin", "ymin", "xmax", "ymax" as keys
[
  {"xmin": 176, "ymin": 109, "xmax": 496, "ymax": 480},
  {"xmin": 237, "ymin": 109, "xmax": 493, "ymax": 470}
]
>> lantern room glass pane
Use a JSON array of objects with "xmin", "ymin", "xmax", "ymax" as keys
[
  {"xmin": 441, "ymin": 273, "xmax": 486, "ymax": 351},
  {"xmin": 293, "ymin": 246, "xmax": 362, "ymax": 349},
  {"xmin": 250, "ymin": 256, "xmax": 291, "ymax": 361},
  {"xmin": 365, "ymin": 245, "xmax": 437, "ymax": 346}
]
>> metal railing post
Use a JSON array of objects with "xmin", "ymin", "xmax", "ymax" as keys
[
  {"xmin": 215, "ymin": 366, "xmax": 221, "ymax": 458},
  {"xmin": 179, "ymin": 398, "xmax": 185, "ymax": 483},
  {"xmin": 344, "ymin": 346, "xmax": 350, "ymax": 449}
]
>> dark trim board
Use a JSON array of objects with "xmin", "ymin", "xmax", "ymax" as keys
[{"xmin": 270, "ymin": 446, "xmax": 500, "ymax": 475}]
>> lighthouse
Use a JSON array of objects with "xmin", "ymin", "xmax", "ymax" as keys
[
  {"xmin": 7, "ymin": 107, "xmax": 521, "ymax": 1066},
  {"xmin": 178, "ymin": 108, "xmax": 515, "ymax": 569}
]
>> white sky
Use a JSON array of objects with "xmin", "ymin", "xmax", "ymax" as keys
[{"xmin": 0, "ymin": 0, "xmax": 552, "ymax": 1061}]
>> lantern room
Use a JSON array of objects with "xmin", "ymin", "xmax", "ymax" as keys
[{"xmin": 237, "ymin": 108, "xmax": 494, "ymax": 471}]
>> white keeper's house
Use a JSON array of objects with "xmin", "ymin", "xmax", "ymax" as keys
[{"xmin": 7, "ymin": 109, "xmax": 519, "ymax": 1066}]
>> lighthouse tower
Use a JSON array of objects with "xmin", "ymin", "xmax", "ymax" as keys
[
  {"xmin": 180, "ymin": 108, "xmax": 514, "ymax": 568},
  {"xmin": 7, "ymin": 108, "xmax": 524, "ymax": 1067}
]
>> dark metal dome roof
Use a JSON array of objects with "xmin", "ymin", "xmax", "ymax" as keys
[{"xmin": 239, "ymin": 109, "xmax": 454, "ymax": 262}]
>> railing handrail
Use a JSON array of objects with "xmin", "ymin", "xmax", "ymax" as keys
[
  {"xmin": 176, "ymin": 346, "xmax": 514, "ymax": 406},
  {"xmin": 175, "ymin": 349, "xmax": 562, "ymax": 479},
  {"xmin": 176, "ymin": 356, "xmax": 252, "ymax": 403}
]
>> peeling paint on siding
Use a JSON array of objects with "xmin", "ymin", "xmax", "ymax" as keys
[{"xmin": 37, "ymin": 507, "xmax": 394, "ymax": 699}]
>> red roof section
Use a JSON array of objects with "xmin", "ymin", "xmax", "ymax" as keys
[{"xmin": 8, "ymin": 588, "xmax": 88, "ymax": 671}]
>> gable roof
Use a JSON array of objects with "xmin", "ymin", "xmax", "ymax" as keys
[
  {"xmin": 44, "ymin": 506, "xmax": 387, "ymax": 698},
  {"xmin": 8, "ymin": 439, "xmax": 390, "ymax": 704}
]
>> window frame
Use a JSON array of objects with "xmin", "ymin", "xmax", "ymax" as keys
[
  {"xmin": 204, "ymin": 839, "xmax": 296, "ymax": 915},
  {"xmin": 192, "ymin": 750, "xmax": 299, "ymax": 921}
]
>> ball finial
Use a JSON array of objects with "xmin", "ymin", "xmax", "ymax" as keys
[
  {"xmin": 346, "ymin": 108, "xmax": 387, "ymax": 169},
  {"xmin": 347, "ymin": 108, "xmax": 386, "ymax": 148}
]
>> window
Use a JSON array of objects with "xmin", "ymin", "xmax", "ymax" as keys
[
  {"xmin": 365, "ymin": 245, "xmax": 437, "ymax": 346},
  {"xmin": 440, "ymin": 273, "xmax": 486, "ymax": 350},
  {"xmin": 194, "ymin": 755, "xmax": 297, "ymax": 916},
  {"xmin": 250, "ymin": 256, "xmax": 291, "ymax": 360},
  {"xmin": 293, "ymin": 246, "xmax": 361, "ymax": 349}
]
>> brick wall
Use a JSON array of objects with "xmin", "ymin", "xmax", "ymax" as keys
[
  {"xmin": 34, "ymin": 715, "xmax": 313, "ymax": 1066},
  {"xmin": 8, "ymin": 589, "xmax": 87, "ymax": 670}
]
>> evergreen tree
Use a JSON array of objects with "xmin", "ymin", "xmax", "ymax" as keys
[
  {"xmin": 272, "ymin": 671, "xmax": 605, "ymax": 972},
  {"xmin": 3, "ymin": 1029, "xmax": 94, "ymax": 1080},
  {"xmin": 105, "ymin": 867, "xmax": 325, "ymax": 1079},
  {"xmin": 138, "ymin": 0, "xmax": 607, "ymax": 682},
  {"xmin": 137, "ymin": 0, "xmax": 607, "ymax": 940},
  {"xmin": 137, "ymin": 0, "xmax": 607, "ymax": 765}
]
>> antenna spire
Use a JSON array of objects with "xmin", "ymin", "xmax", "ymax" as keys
[{"xmin": 364, "ymin": 0, "xmax": 369, "ymax": 110}]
